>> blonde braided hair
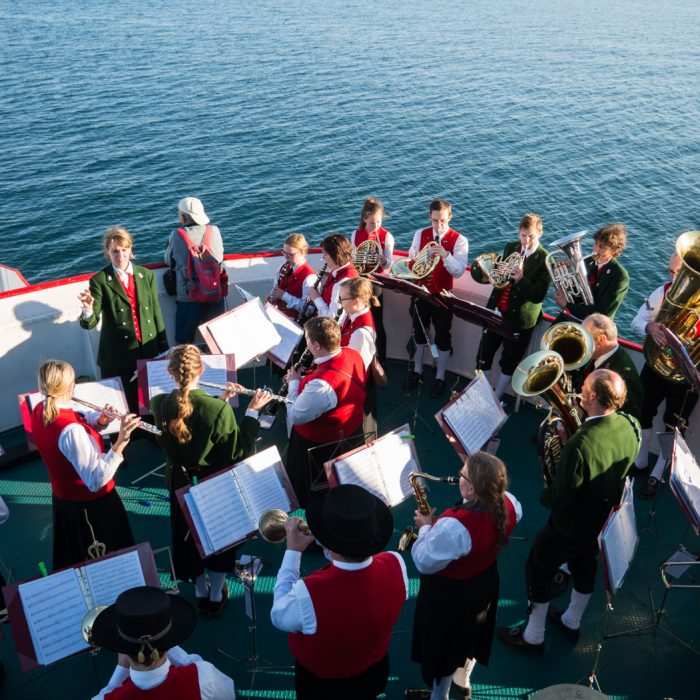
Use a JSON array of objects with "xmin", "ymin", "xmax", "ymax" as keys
[
  {"xmin": 38, "ymin": 360, "xmax": 74, "ymax": 426},
  {"xmin": 167, "ymin": 344, "xmax": 203, "ymax": 444}
]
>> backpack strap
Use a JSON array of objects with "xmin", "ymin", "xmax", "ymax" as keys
[{"xmin": 176, "ymin": 227, "xmax": 197, "ymax": 251}]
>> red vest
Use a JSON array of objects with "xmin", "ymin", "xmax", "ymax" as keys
[
  {"xmin": 320, "ymin": 263, "xmax": 359, "ymax": 305},
  {"xmin": 278, "ymin": 262, "xmax": 316, "ymax": 319},
  {"xmin": 354, "ymin": 228, "xmax": 388, "ymax": 274},
  {"xmin": 415, "ymin": 227, "xmax": 462, "ymax": 294},
  {"xmin": 294, "ymin": 348, "xmax": 366, "ymax": 443},
  {"xmin": 340, "ymin": 309, "xmax": 376, "ymax": 347},
  {"xmin": 104, "ymin": 663, "xmax": 201, "ymax": 699},
  {"xmin": 120, "ymin": 271, "xmax": 142, "ymax": 343},
  {"xmin": 31, "ymin": 403, "xmax": 113, "ymax": 502},
  {"xmin": 288, "ymin": 553, "xmax": 405, "ymax": 678},
  {"xmin": 435, "ymin": 498, "xmax": 516, "ymax": 580}
]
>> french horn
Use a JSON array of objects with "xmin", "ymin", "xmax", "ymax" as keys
[
  {"xmin": 353, "ymin": 238, "xmax": 382, "ymax": 275},
  {"xmin": 545, "ymin": 230, "xmax": 594, "ymax": 306},
  {"xmin": 473, "ymin": 251, "xmax": 524, "ymax": 289},
  {"xmin": 389, "ymin": 241, "xmax": 441, "ymax": 282}
]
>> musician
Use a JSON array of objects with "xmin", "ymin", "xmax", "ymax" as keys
[
  {"xmin": 307, "ymin": 233, "xmax": 359, "ymax": 319},
  {"xmin": 339, "ymin": 277, "xmax": 379, "ymax": 436},
  {"xmin": 150, "ymin": 344, "xmax": 273, "ymax": 615},
  {"xmin": 270, "ymin": 484, "xmax": 407, "ymax": 700},
  {"xmin": 165, "ymin": 197, "xmax": 225, "ymax": 344},
  {"xmin": 498, "ymin": 370, "xmax": 640, "ymax": 653},
  {"xmin": 409, "ymin": 453, "xmax": 521, "ymax": 700},
  {"xmin": 404, "ymin": 199, "xmax": 469, "ymax": 398},
  {"xmin": 31, "ymin": 360, "xmax": 139, "ymax": 570},
  {"xmin": 553, "ymin": 223, "xmax": 629, "ymax": 321},
  {"xmin": 352, "ymin": 196, "xmax": 395, "ymax": 362},
  {"xmin": 79, "ymin": 226, "xmax": 169, "ymax": 414},
  {"xmin": 91, "ymin": 586, "xmax": 235, "ymax": 699},
  {"xmin": 630, "ymin": 252, "xmax": 697, "ymax": 499},
  {"xmin": 268, "ymin": 233, "xmax": 318, "ymax": 319},
  {"xmin": 472, "ymin": 213, "xmax": 549, "ymax": 399},
  {"xmin": 285, "ymin": 317, "xmax": 367, "ymax": 508}
]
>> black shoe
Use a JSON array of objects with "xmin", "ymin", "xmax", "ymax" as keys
[
  {"xmin": 632, "ymin": 464, "xmax": 649, "ymax": 477},
  {"xmin": 451, "ymin": 681, "xmax": 471, "ymax": 699},
  {"xmin": 431, "ymin": 379, "xmax": 446, "ymax": 398},
  {"xmin": 208, "ymin": 584, "xmax": 229, "ymax": 617},
  {"xmin": 196, "ymin": 587, "xmax": 210, "ymax": 614},
  {"xmin": 404, "ymin": 690, "xmax": 431, "ymax": 699},
  {"xmin": 640, "ymin": 477, "xmax": 660, "ymax": 500},
  {"xmin": 550, "ymin": 569, "xmax": 571, "ymax": 598},
  {"xmin": 403, "ymin": 371, "xmax": 421, "ymax": 391},
  {"xmin": 497, "ymin": 624, "xmax": 545, "ymax": 654},
  {"xmin": 547, "ymin": 606, "xmax": 580, "ymax": 644}
]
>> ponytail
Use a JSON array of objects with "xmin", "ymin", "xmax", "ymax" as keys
[{"xmin": 37, "ymin": 360, "xmax": 75, "ymax": 426}]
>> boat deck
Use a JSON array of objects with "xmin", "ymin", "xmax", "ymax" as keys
[{"xmin": 0, "ymin": 360, "xmax": 698, "ymax": 699}]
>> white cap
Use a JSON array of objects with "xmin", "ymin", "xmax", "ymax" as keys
[{"xmin": 178, "ymin": 197, "xmax": 210, "ymax": 226}]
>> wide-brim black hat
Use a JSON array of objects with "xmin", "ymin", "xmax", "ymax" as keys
[
  {"xmin": 91, "ymin": 586, "xmax": 197, "ymax": 654},
  {"xmin": 305, "ymin": 484, "xmax": 394, "ymax": 558}
]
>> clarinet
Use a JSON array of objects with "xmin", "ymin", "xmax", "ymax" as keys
[
  {"xmin": 296, "ymin": 263, "xmax": 328, "ymax": 324},
  {"xmin": 266, "ymin": 261, "xmax": 293, "ymax": 305}
]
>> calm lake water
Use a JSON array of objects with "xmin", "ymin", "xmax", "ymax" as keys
[{"xmin": 2, "ymin": 0, "xmax": 699, "ymax": 331}]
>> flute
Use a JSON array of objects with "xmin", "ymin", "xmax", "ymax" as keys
[
  {"xmin": 71, "ymin": 397, "xmax": 163, "ymax": 436},
  {"xmin": 199, "ymin": 381, "xmax": 293, "ymax": 405}
]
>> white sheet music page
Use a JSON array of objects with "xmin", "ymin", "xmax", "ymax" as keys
[
  {"xmin": 19, "ymin": 568, "xmax": 89, "ymax": 665},
  {"xmin": 189, "ymin": 470, "xmax": 253, "ymax": 553},
  {"xmin": 83, "ymin": 550, "xmax": 147, "ymax": 608},
  {"xmin": 231, "ymin": 446, "xmax": 292, "ymax": 524},
  {"xmin": 599, "ymin": 479, "xmax": 638, "ymax": 594},
  {"xmin": 671, "ymin": 432, "xmax": 700, "ymax": 530},
  {"xmin": 147, "ymin": 355, "xmax": 229, "ymax": 401},
  {"xmin": 264, "ymin": 303, "xmax": 304, "ymax": 367},
  {"xmin": 207, "ymin": 298, "xmax": 281, "ymax": 367}
]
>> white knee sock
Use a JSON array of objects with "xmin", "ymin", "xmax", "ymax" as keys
[
  {"xmin": 524, "ymin": 601, "xmax": 549, "ymax": 644},
  {"xmin": 649, "ymin": 457, "xmax": 667, "ymax": 481},
  {"xmin": 561, "ymin": 588, "xmax": 592, "ymax": 629},
  {"xmin": 194, "ymin": 573, "xmax": 208, "ymax": 598},
  {"xmin": 495, "ymin": 373, "xmax": 512, "ymax": 399},
  {"xmin": 436, "ymin": 349, "xmax": 450, "ymax": 380},
  {"xmin": 431, "ymin": 675, "xmax": 452, "ymax": 700},
  {"xmin": 634, "ymin": 428, "xmax": 653, "ymax": 469},
  {"xmin": 413, "ymin": 344, "xmax": 426, "ymax": 374},
  {"xmin": 208, "ymin": 571, "xmax": 227, "ymax": 602},
  {"xmin": 452, "ymin": 658, "xmax": 476, "ymax": 689}
]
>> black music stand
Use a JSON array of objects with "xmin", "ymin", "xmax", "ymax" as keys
[
  {"xmin": 639, "ymin": 430, "xmax": 674, "ymax": 539},
  {"xmin": 439, "ymin": 290, "xmax": 516, "ymax": 341}
]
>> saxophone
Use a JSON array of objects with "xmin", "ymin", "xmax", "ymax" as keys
[{"xmin": 397, "ymin": 471, "xmax": 458, "ymax": 553}]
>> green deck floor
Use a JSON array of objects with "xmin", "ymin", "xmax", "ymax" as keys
[{"xmin": 1, "ymin": 361, "xmax": 698, "ymax": 699}]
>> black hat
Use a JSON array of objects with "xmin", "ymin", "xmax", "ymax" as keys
[
  {"xmin": 91, "ymin": 586, "xmax": 197, "ymax": 661},
  {"xmin": 305, "ymin": 484, "xmax": 394, "ymax": 558}
]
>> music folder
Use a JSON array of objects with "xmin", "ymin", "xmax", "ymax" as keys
[
  {"xmin": 176, "ymin": 446, "xmax": 299, "ymax": 558},
  {"xmin": 669, "ymin": 429, "xmax": 700, "ymax": 535},
  {"xmin": 264, "ymin": 302, "xmax": 304, "ymax": 369},
  {"xmin": 439, "ymin": 290, "xmax": 515, "ymax": 340},
  {"xmin": 2, "ymin": 543, "xmax": 159, "ymax": 671},
  {"xmin": 323, "ymin": 424, "xmax": 420, "ymax": 507}
]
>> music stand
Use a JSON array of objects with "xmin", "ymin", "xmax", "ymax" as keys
[
  {"xmin": 639, "ymin": 430, "xmax": 674, "ymax": 539},
  {"xmin": 308, "ymin": 430, "xmax": 373, "ymax": 496}
]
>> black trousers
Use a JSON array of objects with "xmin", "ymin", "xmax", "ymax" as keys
[
  {"xmin": 370, "ymin": 284, "xmax": 387, "ymax": 364},
  {"xmin": 639, "ymin": 363, "xmax": 698, "ymax": 430},
  {"xmin": 525, "ymin": 519, "xmax": 599, "ymax": 602},
  {"xmin": 410, "ymin": 298, "xmax": 453, "ymax": 351},
  {"xmin": 475, "ymin": 327, "xmax": 532, "ymax": 376},
  {"xmin": 294, "ymin": 654, "xmax": 389, "ymax": 700}
]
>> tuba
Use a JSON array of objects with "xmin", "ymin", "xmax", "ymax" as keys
[
  {"xmin": 353, "ymin": 238, "xmax": 382, "ymax": 275},
  {"xmin": 473, "ymin": 251, "xmax": 524, "ymax": 289},
  {"xmin": 540, "ymin": 321, "xmax": 595, "ymax": 372},
  {"xmin": 389, "ymin": 241, "xmax": 441, "ymax": 283},
  {"xmin": 643, "ymin": 231, "xmax": 700, "ymax": 383},
  {"xmin": 512, "ymin": 350, "xmax": 583, "ymax": 485},
  {"xmin": 545, "ymin": 230, "xmax": 594, "ymax": 306}
]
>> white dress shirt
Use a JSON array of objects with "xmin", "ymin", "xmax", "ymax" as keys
[
  {"xmin": 312, "ymin": 263, "xmax": 354, "ymax": 318},
  {"xmin": 630, "ymin": 283, "xmax": 665, "ymax": 337},
  {"xmin": 340, "ymin": 308, "xmax": 377, "ymax": 369},
  {"xmin": 280, "ymin": 263, "xmax": 318, "ymax": 312},
  {"xmin": 270, "ymin": 549, "xmax": 409, "ymax": 634},
  {"xmin": 351, "ymin": 229, "xmax": 396, "ymax": 271},
  {"xmin": 593, "ymin": 345, "xmax": 620, "ymax": 369},
  {"xmin": 411, "ymin": 492, "xmax": 523, "ymax": 575},
  {"xmin": 408, "ymin": 228, "xmax": 469, "ymax": 280},
  {"xmin": 93, "ymin": 646, "xmax": 235, "ymax": 699},
  {"xmin": 286, "ymin": 351, "xmax": 341, "ymax": 430}
]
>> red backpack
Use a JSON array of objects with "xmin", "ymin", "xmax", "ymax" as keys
[{"xmin": 176, "ymin": 226, "xmax": 228, "ymax": 303}]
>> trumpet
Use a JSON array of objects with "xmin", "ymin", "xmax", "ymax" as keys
[
  {"xmin": 353, "ymin": 238, "xmax": 382, "ymax": 275},
  {"xmin": 70, "ymin": 397, "xmax": 162, "ymax": 436},
  {"xmin": 473, "ymin": 251, "xmax": 524, "ymax": 289},
  {"xmin": 258, "ymin": 508, "xmax": 311, "ymax": 543},
  {"xmin": 199, "ymin": 381, "xmax": 292, "ymax": 404},
  {"xmin": 266, "ymin": 261, "xmax": 293, "ymax": 304},
  {"xmin": 545, "ymin": 230, "xmax": 594, "ymax": 306},
  {"xmin": 389, "ymin": 241, "xmax": 441, "ymax": 282}
]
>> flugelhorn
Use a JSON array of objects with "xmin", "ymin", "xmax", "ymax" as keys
[
  {"xmin": 545, "ymin": 230, "xmax": 594, "ymax": 306},
  {"xmin": 198, "ymin": 381, "xmax": 292, "ymax": 404},
  {"xmin": 389, "ymin": 241, "xmax": 441, "ymax": 282},
  {"xmin": 353, "ymin": 238, "xmax": 382, "ymax": 275},
  {"xmin": 473, "ymin": 251, "xmax": 524, "ymax": 289},
  {"xmin": 70, "ymin": 397, "xmax": 162, "ymax": 436},
  {"xmin": 258, "ymin": 508, "xmax": 311, "ymax": 543}
]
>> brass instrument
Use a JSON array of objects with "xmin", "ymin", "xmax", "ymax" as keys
[
  {"xmin": 353, "ymin": 238, "xmax": 382, "ymax": 275},
  {"xmin": 258, "ymin": 508, "xmax": 311, "ymax": 543},
  {"xmin": 296, "ymin": 263, "xmax": 328, "ymax": 323},
  {"xmin": 398, "ymin": 471, "xmax": 459, "ymax": 553},
  {"xmin": 266, "ymin": 261, "xmax": 293, "ymax": 304},
  {"xmin": 540, "ymin": 321, "xmax": 595, "ymax": 373},
  {"xmin": 389, "ymin": 241, "xmax": 441, "ymax": 283},
  {"xmin": 644, "ymin": 231, "xmax": 700, "ymax": 382},
  {"xmin": 545, "ymin": 230, "xmax": 594, "ymax": 306},
  {"xmin": 473, "ymin": 251, "xmax": 524, "ymax": 289},
  {"xmin": 199, "ymin": 381, "xmax": 292, "ymax": 404},
  {"xmin": 81, "ymin": 605, "xmax": 109, "ymax": 646},
  {"xmin": 70, "ymin": 397, "xmax": 162, "ymax": 436}
]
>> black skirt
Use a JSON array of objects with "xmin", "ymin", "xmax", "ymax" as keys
[
  {"xmin": 169, "ymin": 491, "xmax": 238, "ymax": 582},
  {"xmin": 411, "ymin": 562, "xmax": 500, "ymax": 686},
  {"xmin": 52, "ymin": 490, "xmax": 135, "ymax": 571}
]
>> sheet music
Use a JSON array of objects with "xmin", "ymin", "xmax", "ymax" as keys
[
  {"xmin": 670, "ymin": 432, "xmax": 700, "ymax": 532},
  {"xmin": 599, "ymin": 479, "xmax": 638, "ymax": 594},
  {"xmin": 83, "ymin": 550, "xmax": 146, "ymax": 608},
  {"xmin": 264, "ymin": 303, "xmax": 304, "ymax": 367},
  {"xmin": 231, "ymin": 446, "xmax": 291, "ymax": 525},
  {"xmin": 207, "ymin": 298, "xmax": 281, "ymax": 366},
  {"xmin": 184, "ymin": 491, "xmax": 214, "ymax": 555},
  {"xmin": 442, "ymin": 373, "xmax": 506, "ymax": 455},
  {"xmin": 146, "ymin": 355, "xmax": 229, "ymax": 400},
  {"xmin": 189, "ymin": 470, "xmax": 253, "ymax": 554},
  {"xmin": 19, "ymin": 569, "xmax": 89, "ymax": 665}
]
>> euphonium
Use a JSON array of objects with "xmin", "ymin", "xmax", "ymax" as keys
[
  {"xmin": 545, "ymin": 230, "xmax": 594, "ymax": 306},
  {"xmin": 258, "ymin": 508, "xmax": 311, "ymax": 544},
  {"xmin": 643, "ymin": 231, "xmax": 700, "ymax": 383},
  {"xmin": 353, "ymin": 238, "xmax": 382, "ymax": 275},
  {"xmin": 389, "ymin": 241, "xmax": 441, "ymax": 283},
  {"xmin": 473, "ymin": 251, "xmax": 524, "ymax": 289},
  {"xmin": 397, "ymin": 471, "xmax": 459, "ymax": 553}
]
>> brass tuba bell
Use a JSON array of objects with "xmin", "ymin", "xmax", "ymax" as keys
[
  {"xmin": 540, "ymin": 321, "xmax": 594, "ymax": 371},
  {"xmin": 258, "ymin": 508, "xmax": 311, "ymax": 544}
]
